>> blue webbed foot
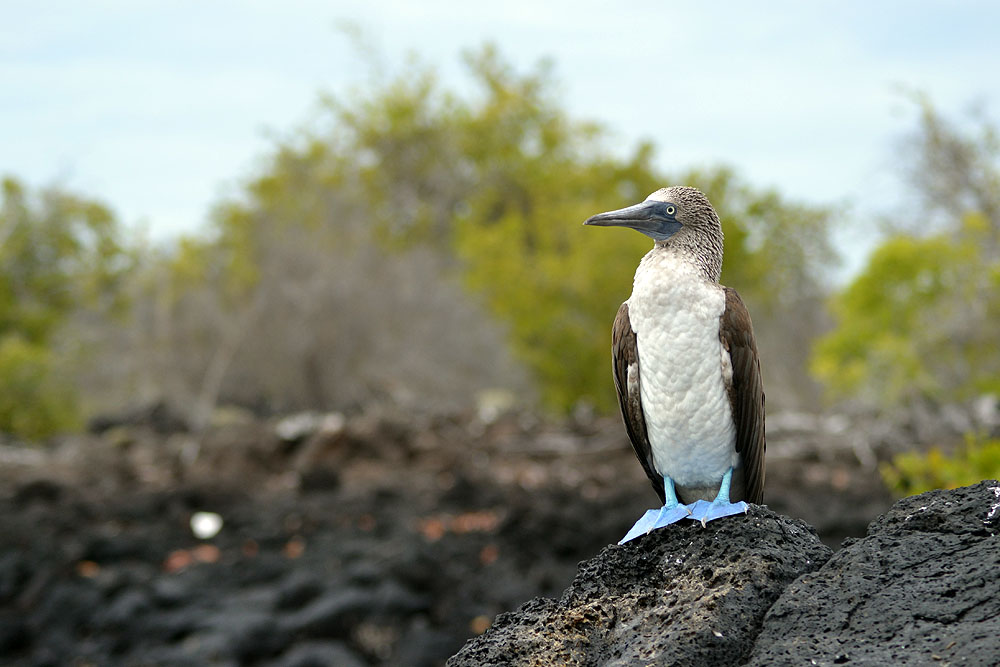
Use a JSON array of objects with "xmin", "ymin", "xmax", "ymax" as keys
[
  {"xmin": 686, "ymin": 466, "xmax": 749, "ymax": 527},
  {"xmin": 618, "ymin": 504, "xmax": 692, "ymax": 545},
  {"xmin": 619, "ymin": 476, "xmax": 693, "ymax": 545},
  {"xmin": 686, "ymin": 498, "xmax": 748, "ymax": 527}
]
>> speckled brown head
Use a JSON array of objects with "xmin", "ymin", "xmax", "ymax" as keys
[{"xmin": 584, "ymin": 186, "xmax": 724, "ymax": 281}]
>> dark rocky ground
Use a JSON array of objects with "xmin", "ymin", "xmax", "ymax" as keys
[
  {"xmin": 449, "ymin": 506, "xmax": 833, "ymax": 666},
  {"xmin": 0, "ymin": 406, "xmax": 897, "ymax": 665},
  {"xmin": 452, "ymin": 481, "xmax": 1000, "ymax": 666}
]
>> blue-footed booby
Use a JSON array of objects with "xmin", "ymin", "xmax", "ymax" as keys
[{"xmin": 584, "ymin": 186, "xmax": 765, "ymax": 544}]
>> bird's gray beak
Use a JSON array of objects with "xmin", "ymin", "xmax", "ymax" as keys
[{"xmin": 583, "ymin": 201, "xmax": 681, "ymax": 242}]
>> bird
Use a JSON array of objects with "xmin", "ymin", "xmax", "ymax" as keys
[{"xmin": 584, "ymin": 186, "xmax": 765, "ymax": 544}]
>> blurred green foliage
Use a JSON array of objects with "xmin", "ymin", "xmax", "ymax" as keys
[
  {"xmin": 0, "ymin": 334, "xmax": 78, "ymax": 439},
  {"xmin": 208, "ymin": 46, "xmax": 836, "ymax": 412},
  {"xmin": 811, "ymin": 102, "xmax": 1000, "ymax": 408},
  {"xmin": 2, "ymin": 46, "xmax": 839, "ymax": 436},
  {"xmin": 812, "ymin": 219, "xmax": 1000, "ymax": 405},
  {"xmin": 457, "ymin": 160, "xmax": 835, "ymax": 411},
  {"xmin": 0, "ymin": 177, "xmax": 129, "ymax": 438},
  {"xmin": 813, "ymin": 102, "xmax": 1000, "ymax": 499},
  {"xmin": 881, "ymin": 434, "xmax": 1000, "ymax": 496}
]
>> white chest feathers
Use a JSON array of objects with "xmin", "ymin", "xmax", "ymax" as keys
[{"xmin": 627, "ymin": 248, "xmax": 737, "ymax": 487}]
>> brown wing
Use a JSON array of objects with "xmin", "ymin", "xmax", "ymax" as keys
[
  {"xmin": 612, "ymin": 302, "xmax": 665, "ymax": 504},
  {"xmin": 720, "ymin": 288, "xmax": 766, "ymax": 504}
]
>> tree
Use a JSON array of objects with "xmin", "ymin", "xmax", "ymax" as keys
[
  {"xmin": 0, "ymin": 177, "xmax": 128, "ymax": 438},
  {"xmin": 811, "ymin": 102, "xmax": 1000, "ymax": 407},
  {"xmin": 71, "ymin": 46, "xmax": 838, "ymax": 422},
  {"xmin": 81, "ymin": 55, "xmax": 535, "ymax": 422},
  {"xmin": 448, "ymin": 49, "xmax": 838, "ymax": 411}
]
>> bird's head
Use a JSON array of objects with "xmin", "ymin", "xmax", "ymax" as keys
[
  {"xmin": 583, "ymin": 186, "xmax": 722, "ymax": 244},
  {"xmin": 584, "ymin": 186, "xmax": 724, "ymax": 281}
]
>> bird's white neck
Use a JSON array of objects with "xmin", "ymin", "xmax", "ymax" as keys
[{"xmin": 654, "ymin": 229, "xmax": 722, "ymax": 284}]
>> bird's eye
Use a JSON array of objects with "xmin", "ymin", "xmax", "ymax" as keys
[{"xmin": 666, "ymin": 205, "xmax": 676, "ymax": 215}]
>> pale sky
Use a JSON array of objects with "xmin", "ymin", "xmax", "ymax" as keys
[{"xmin": 3, "ymin": 1, "xmax": 1000, "ymax": 274}]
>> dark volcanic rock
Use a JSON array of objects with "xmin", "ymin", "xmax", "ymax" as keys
[
  {"xmin": 449, "ymin": 506, "xmax": 832, "ymax": 666},
  {"xmin": 276, "ymin": 571, "xmax": 325, "ymax": 611},
  {"xmin": 748, "ymin": 480, "xmax": 1000, "ymax": 666},
  {"xmin": 274, "ymin": 640, "xmax": 367, "ymax": 667},
  {"xmin": 285, "ymin": 581, "xmax": 431, "ymax": 640},
  {"xmin": 0, "ymin": 408, "xmax": 909, "ymax": 666},
  {"xmin": 88, "ymin": 400, "xmax": 189, "ymax": 434},
  {"xmin": 450, "ymin": 483, "xmax": 1000, "ymax": 666}
]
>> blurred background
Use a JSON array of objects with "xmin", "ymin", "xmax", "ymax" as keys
[{"xmin": 2, "ymin": 2, "xmax": 1000, "ymax": 665}]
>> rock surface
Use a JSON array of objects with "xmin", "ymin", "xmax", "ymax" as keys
[
  {"xmin": 0, "ymin": 408, "xmax": 898, "ymax": 665},
  {"xmin": 748, "ymin": 479, "xmax": 1000, "ymax": 666},
  {"xmin": 449, "ymin": 506, "xmax": 831, "ymax": 666},
  {"xmin": 450, "ymin": 482, "xmax": 1000, "ymax": 666}
]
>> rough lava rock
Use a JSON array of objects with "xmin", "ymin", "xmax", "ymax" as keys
[
  {"xmin": 748, "ymin": 479, "xmax": 1000, "ymax": 665},
  {"xmin": 450, "ymin": 482, "xmax": 1000, "ymax": 667},
  {"xmin": 0, "ymin": 408, "xmax": 960, "ymax": 665},
  {"xmin": 449, "ymin": 505, "xmax": 832, "ymax": 666}
]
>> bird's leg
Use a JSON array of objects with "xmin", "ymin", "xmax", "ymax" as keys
[
  {"xmin": 618, "ymin": 477, "xmax": 693, "ymax": 545},
  {"xmin": 686, "ymin": 467, "xmax": 749, "ymax": 527}
]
